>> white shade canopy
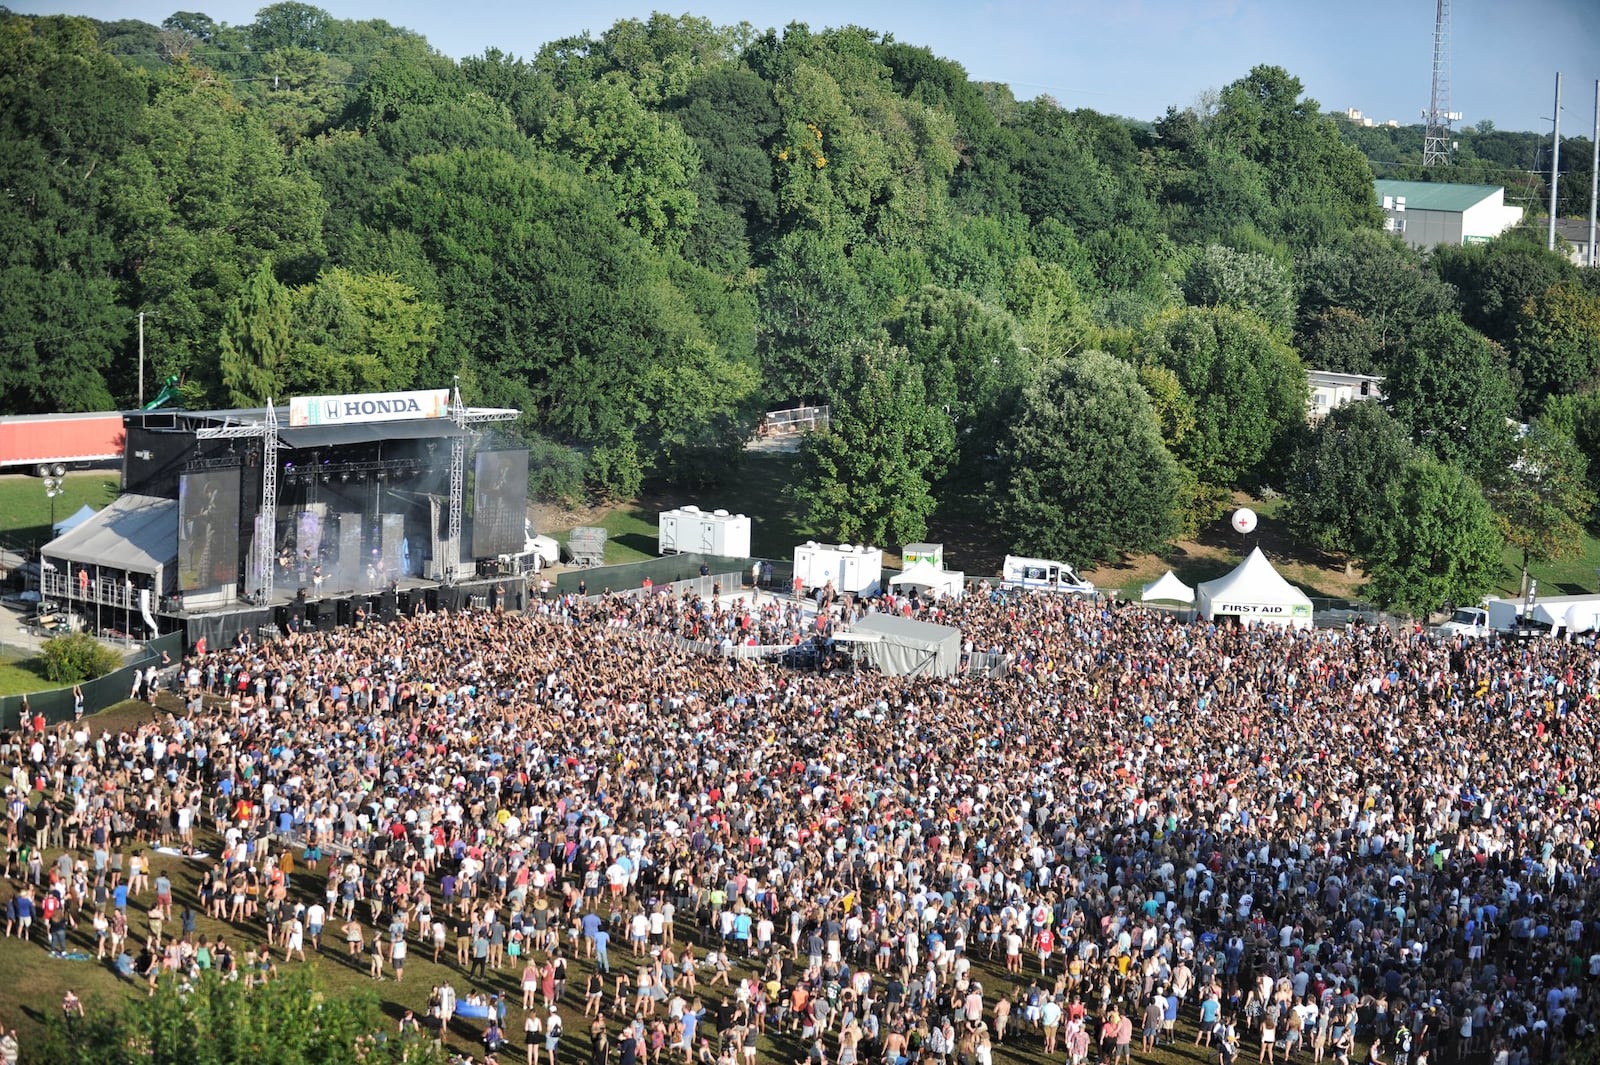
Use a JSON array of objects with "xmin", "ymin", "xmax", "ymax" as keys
[{"xmin": 1140, "ymin": 570, "xmax": 1195, "ymax": 604}]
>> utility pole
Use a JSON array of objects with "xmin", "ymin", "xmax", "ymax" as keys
[
  {"xmin": 1589, "ymin": 79, "xmax": 1598, "ymax": 268},
  {"xmin": 1549, "ymin": 72, "xmax": 1562, "ymax": 252},
  {"xmin": 137, "ymin": 311, "xmax": 145, "ymax": 407}
]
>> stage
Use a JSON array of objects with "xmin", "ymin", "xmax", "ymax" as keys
[
  {"xmin": 178, "ymin": 572, "xmax": 531, "ymax": 650},
  {"xmin": 39, "ymin": 386, "xmax": 531, "ymax": 653}
]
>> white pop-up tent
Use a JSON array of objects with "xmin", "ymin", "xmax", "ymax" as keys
[
  {"xmin": 1141, "ymin": 570, "xmax": 1194, "ymax": 604},
  {"xmin": 1196, "ymin": 547, "xmax": 1314, "ymax": 629},
  {"xmin": 889, "ymin": 562, "xmax": 965, "ymax": 599}
]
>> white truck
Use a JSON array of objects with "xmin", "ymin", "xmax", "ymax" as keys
[
  {"xmin": 1000, "ymin": 555, "xmax": 1095, "ymax": 595},
  {"xmin": 499, "ymin": 519, "xmax": 560, "ymax": 573},
  {"xmin": 792, "ymin": 542, "xmax": 882, "ymax": 596},
  {"xmin": 1437, "ymin": 593, "xmax": 1600, "ymax": 640}
]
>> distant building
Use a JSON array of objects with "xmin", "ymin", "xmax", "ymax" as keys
[
  {"xmin": 1375, "ymin": 180, "xmax": 1523, "ymax": 250},
  {"xmin": 1307, "ymin": 370, "xmax": 1384, "ymax": 424},
  {"xmin": 1531, "ymin": 217, "xmax": 1597, "ymax": 268}
]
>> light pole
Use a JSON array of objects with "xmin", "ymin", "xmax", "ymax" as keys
[{"xmin": 42, "ymin": 476, "xmax": 63, "ymax": 540}]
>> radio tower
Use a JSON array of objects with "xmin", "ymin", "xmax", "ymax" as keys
[{"xmin": 1422, "ymin": 0, "xmax": 1458, "ymax": 167}]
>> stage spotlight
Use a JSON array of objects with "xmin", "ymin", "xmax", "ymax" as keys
[{"xmin": 341, "ymin": 472, "xmax": 350, "ymax": 483}]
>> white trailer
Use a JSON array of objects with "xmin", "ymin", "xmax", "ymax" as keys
[
  {"xmin": 658, "ymin": 505, "xmax": 752, "ymax": 557},
  {"xmin": 793, "ymin": 542, "xmax": 882, "ymax": 596},
  {"xmin": 1001, "ymin": 555, "xmax": 1095, "ymax": 595}
]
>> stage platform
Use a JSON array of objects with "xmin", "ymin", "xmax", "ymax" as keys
[{"xmin": 171, "ymin": 572, "xmax": 530, "ymax": 651}]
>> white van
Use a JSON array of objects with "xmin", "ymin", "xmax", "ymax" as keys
[{"xmin": 1000, "ymin": 555, "xmax": 1094, "ymax": 595}]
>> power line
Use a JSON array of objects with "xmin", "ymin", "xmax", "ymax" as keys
[{"xmin": 0, "ymin": 311, "xmax": 158, "ymax": 354}]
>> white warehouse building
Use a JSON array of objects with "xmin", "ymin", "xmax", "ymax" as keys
[{"xmin": 1375, "ymin": 180, "xmax": 1523, "ymax": 250}]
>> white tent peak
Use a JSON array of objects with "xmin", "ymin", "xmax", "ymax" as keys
[{"xmin": 1140, "ymin": 570, "xmax": 1194, "ymax": 604}]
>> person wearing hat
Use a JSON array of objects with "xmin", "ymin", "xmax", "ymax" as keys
[{"xmin": 542, "ymin": 1003, "xmax": 563, "ymax": 1065}]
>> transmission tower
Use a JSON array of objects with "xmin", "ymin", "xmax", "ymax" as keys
[{"xmin": 1422, "ymin": 0, "xmax": 1459, "ymax": 167}]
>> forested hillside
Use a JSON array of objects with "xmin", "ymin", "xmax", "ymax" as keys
[{"xmin": 3, "ymin": 5, "xmax": 1598, "ymax": 614}]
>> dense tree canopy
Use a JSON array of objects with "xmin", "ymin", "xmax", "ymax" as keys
[
  {"xmin": 795, "ymin": 339, "xmax": 953, "ymax": 547},
  {"xmin": 0, "ymin": 2, "xmax": 1590, "ymax": 570}
]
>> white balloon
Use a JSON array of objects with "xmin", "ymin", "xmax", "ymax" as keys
[{"xmin": 1232, "ymin": 507, "xmax": 1258, "ymax": 534}]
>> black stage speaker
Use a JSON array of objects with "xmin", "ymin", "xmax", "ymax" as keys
[
  {"xmin": 336, "ymin": 599, "xmax": 353, "ymax": 627},
  {"xmin": 422, "ymin": 588, "xmax": 438, "ymax": 612},
  {"xmin": 396, "ymin": 590, "xmax": 412, "ymax": 615},
  {"xmin": 379, "ymin": 589, "xmax": 398, "ymax": 622}
]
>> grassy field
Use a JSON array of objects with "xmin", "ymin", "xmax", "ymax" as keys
[
  {"xmin": 0, "ymin": 653, "xmax": 51, "ymax": 697},
  {"xmin": 1492, "ymin": 533, "xmax": 1600, "ymax": 598},
  {"xmin": 0, "ymin": 471, "xmax": 120, "ymax": 548}
]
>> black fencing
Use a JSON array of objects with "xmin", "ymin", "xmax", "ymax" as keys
[{"xmin": 0, "ymin": 630, "xmax": 184, "ymax": 730}]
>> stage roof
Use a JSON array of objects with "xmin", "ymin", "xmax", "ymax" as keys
[{"xmin": 278, "ymin": 420, "xmax": 468, "ymax": 449}]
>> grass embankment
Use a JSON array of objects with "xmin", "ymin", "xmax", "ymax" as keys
[{"xmin": 0, "ymin": 655, "xmax": 51, "ymax": 697}]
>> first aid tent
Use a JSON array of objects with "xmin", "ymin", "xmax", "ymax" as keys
[{"xmin": 1196, "ymin": 547, "xmax": 1313, "ymax": 630}]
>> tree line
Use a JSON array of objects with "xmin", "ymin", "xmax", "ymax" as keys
[{"xmin": 2, "ymin": 4, "xmax": 1599, "ymax": 615}]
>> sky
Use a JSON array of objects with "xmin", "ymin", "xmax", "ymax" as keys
[{"xmin": 13, "ymin": 0, "xmax": 1600, "ymax": 135}]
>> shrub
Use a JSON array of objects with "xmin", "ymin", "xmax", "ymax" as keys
[{"xmin": 40, "ymin": 632, "xmax": 122, "ymax": 684}]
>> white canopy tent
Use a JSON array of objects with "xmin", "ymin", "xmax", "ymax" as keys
[
  {"xmin": 889, "ymin": 562, "xmax": 965, "ymax": 599},
  {"xmin": 1140, "ymin": 570, "xmax": 1195, "ymax": 604},
  {"xmin": 1196, "ymin": 547, "xmax": 1313, "ymax": 630}
]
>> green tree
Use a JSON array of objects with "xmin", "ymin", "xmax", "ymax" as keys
[
  {"xmin": 1433, "ymin": 235, "xmax": 1576, "ymax": 347},
  {"xmin": 1295, "ymin": 307, "xmax": 1382, "ymax": 375},
  {"xmin": 218, "ymin": 260, "xmax": 294, "ymax": 406},
  {"xmin": 890, "ymin": 285, "xmax": 1026, "ymax": 463},
  {"xmin": 286, "ymin": 267, "xmax": 441, "ymax": 395},
  {"xmin": 1383, "ymin": 314, "xmax": 1516, "ymax": 481},
  {"xmin": 0, "ymin": 13, "xmax": 145, "ymax": 412},
  {"xmin": 997, "ymin": 351, "xmax": 1181, "ymax": 565},
  {"xmin": 540, "ymin": 73, "xmax": 701, "ymax": 249},
  {"xmin": 1508, "ymin": 279, "xmax": 1600, "ymax": 414},
  {"xmin": 795, "ymin": 339, "xmax": 954, "ymax": 546},
  {"xmin": 1295, "ymin": 230, "xmax": 1456, "ymax": 375},
  {"xmin": 1541, "ymin": 389, "xmax": 1600, "ymax": 530},
  {"xmin": 1137, "ymin": 305, "xmax": 1308, "ymax": 488},
  {"xmin": 754, "ymin": 230, "xmax": 876, "ymax": 400},
  {"xmin": 1283, "ymin": 399, "xmax": 1418, "ymax": 566},
  {"xmin": 29, "ymin": 964, "xmax": 443, "ymax": 1065},
  {"xmin": 1482, "ymin": 420, "xmax": 1596, "ymax": 597},
  {"xmin": 374, "ymin": 147, "xmax": 754, "ymax": 492},
  {"xmin": 1181, "ymin": 243, "xmax": 1294, "ymax": 334},
  {"xmin": 1366, "ymin": 456, "xmax": 1503, "ymax": 617},
  {"xmin": 107, "ymin": 63, "xmax": 325, "ymax": 401}
]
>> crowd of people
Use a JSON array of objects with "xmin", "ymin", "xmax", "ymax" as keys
[{"xmin": 3, "ymin": 580, "xmax": 1600, "ymax": 1065}]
